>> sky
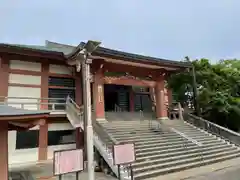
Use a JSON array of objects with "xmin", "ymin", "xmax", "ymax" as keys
[{"xmin": 0, "ymin": 0, "xmax": 240, "ymax": 62}]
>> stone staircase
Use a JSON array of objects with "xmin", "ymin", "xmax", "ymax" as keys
[{"xmin": 101, "ymin": 119, "xmax": 240, "ymax": 180}]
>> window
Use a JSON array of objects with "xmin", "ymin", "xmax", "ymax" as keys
[
  {"xmin": 48, "ymin": 77, "xmax": 75, "ymax": 87},
  {"xmin": 48, "ymin": 77, "xmax": 76, "ymax": 109},
  {"xmin": 48, "ymin": 130, "xmax": 76, "ymax": 146},
  {"xmin": 16, "ymin": 130, "xmax": 39, "ymax": 149},
  {"xmin": 16, "ymin": 130, "xmax": 76, "ymax": 150}
]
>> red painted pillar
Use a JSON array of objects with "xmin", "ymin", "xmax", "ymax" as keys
[
  {"xmin": 129, "ymin": 88, "xmax": 134, "ymax": 112},
  {"xmin": 75, "ymin": 72, "xmax": 83, "ymax": 106},
  {"xmin": 75, "ymin": 128, "xmax": 84, "ymax": 149},
  {"xmin": 0, "ymin": 122, "xmax": 8, "ymax": 180},
  {"xmin": 155, "ymin": 76, "xmax": 168, "ymax": 120},
  {"xmin": 38, "ymin": 119, "xmax": 48, "ymax": 161},
  {"xmin": 41, "ymin": 63, "xmax": 49, "ymax": 110},
  {"xmin": 93, "ymin": 69, "xmax": 105, "ymax": 120},
  {"xmin": 0, "ymin": 57, "xmax": 9, "ymax": 99},
  {"xmin": 167, "ymin": 88, "xmax": 173, "ymax": 106}
]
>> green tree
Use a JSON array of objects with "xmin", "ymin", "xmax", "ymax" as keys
[{"xmin": 168, "ymin": 58, "xmax": 240, "ymax": 131}]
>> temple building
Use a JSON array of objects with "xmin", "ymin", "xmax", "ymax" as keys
[{"xmin": 0, "ymin": 40, "xmax": 191, "ymax": 179}]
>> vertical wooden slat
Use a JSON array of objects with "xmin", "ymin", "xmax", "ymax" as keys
[{"xmin": 41, "ymin": 63, "xmax": 49, "ymax": 110}]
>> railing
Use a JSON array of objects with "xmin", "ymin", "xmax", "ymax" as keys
[
  {"xmin": 148, "ymin": 115, "xmax": 203, "ymax": 160},
  {"xmin": 171, "ymin": 127, "xmax": 203, "ymax": 146},
  {"xmin": 0, "ymin": 96, "xmax": 66, "ymax": 111},
  {"xmin": 114, "ymin": 104, "xmax": 123, "ymax": 112},
  {"xmin": 66, "ymin": 98, "xmax": 131, "ymax": 179},
  {"xmin": 9, "ymin": 171, "xmax": 34, "ymax": 180},
  {"xmin": 184, "ymin": 113, "xmax": 240, "ymax": 146},
  {"xmin": 93, "ymin": 120, "xmax": 132, "ymax": 179},
  {"xmin": 66, "ymin": 96, "xmax": 84, "ymax": 128}
]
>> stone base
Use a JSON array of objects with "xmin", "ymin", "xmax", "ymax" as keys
[
  {"xmin": 157, "ymin": 117, "xmax": 169, "ymax": 120},
  {"xmin": 96, "ymin": 118, "xmax": 107, "ymax": 123}
]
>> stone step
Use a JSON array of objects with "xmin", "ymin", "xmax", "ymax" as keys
[
  {"xmin": 136, "ymin": 143, "xmax": 230, "ymax": 158},
  {"xmin": 104, "ymin": 128, "xmax": 160, "ymax": 134},
  {"xmin": 136, "ymin": 144, "xmax": 232, "ymax": 162},
  {"xmin": 119, "ymin": 133, "xmax": 216, "ymax": 143},
  {"xmin": 133, "ymin": 145, "xmax": 236, "ymax": 168},
  {"xmin": 134, "ymin": 137, "xmax": 187, "ymax": 146},
  {"xmin": 134, "ymin": 138, "xmax": 222, "ymax": 149},
  {"xmin": 114, "ymin": 133, "xmax": 181, "ymax": 140},
  {"xmin": 113, "ymin": 131, "xmax": 215, "ymax": 141},
  {"xmin": 135, "ymin": 148, "xmax": 240, "ymax": 174},
  {"xmin": 136, "ymin": 142, "xmax": 196, "ymax": 152},
  {"xmin": 134, "ymin": 151, "xmax": 240, "ymax": 180},
  {"xmin": 135, "ymin": 140, "xmax": 224, "ymax": 152},
  {"xmin": 108, "ymin": 131, "xmax": 162, "ymax": 136},
  {"xmin": 109, "ymin": 130, "xmax": 175, "ymax": 136}
]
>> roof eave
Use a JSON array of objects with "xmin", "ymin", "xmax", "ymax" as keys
[
  {"xmin": 93, "ymin": 51, "xmax": 191, "ymax": 69},
  {"xmin": 0, "ymin": 44, "xmax": 66, "ymax": 60}
]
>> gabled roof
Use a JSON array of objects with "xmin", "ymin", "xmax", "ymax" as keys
[
  {"xmin": 45, "ymin": 41, "xmax": 191, "ymax": 68},
  {"xmin": 0, "ymin": 40, "xmax": 191, "ymax": 68}
]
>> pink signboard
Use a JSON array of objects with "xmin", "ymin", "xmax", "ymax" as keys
[
  {"xmin": 53, "ymin": 149, "xmax": 84, "ymax": 176},
  {"xmin": 113, "ymin": 143, "xmax": 136, "ymax": 165}
]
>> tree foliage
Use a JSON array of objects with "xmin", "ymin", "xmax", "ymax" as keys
[{"xmin": 168, "ymin": 58, "xmax": 240, "ymax": 131}]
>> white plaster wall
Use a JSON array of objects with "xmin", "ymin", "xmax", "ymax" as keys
[
  {"xmin": 9, "ymin": 74, "xmax": 41, "ymax": 85},
  {"xmin": 8, "ymin": 131, "xmax": 17, "ymax": 154},
  {"xmin": 7, "ymin": 86, "xmax": 41, "ymax": 110},
  {"xmin": 9, "ymin": 60, "xmax": 41, "ymax": 72},
  {"xmin": 8, "ymin": 123, "xmax": 76, "ymax": 165},
  {"xmin": 49, "ymin": 64, "xmax": 73, "ymax": 75}
]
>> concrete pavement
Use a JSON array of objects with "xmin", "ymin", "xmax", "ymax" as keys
[
  {"xmin": 11, "ymin": 157, "xmax": 240, "ymax": 180},
  {"xmin": 147, "ymin": 157, "xmax": 240, "ymax": 180}
]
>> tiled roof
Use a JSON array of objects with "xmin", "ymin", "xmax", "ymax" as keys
[
  {"xmin": 0, "ymin": 41, "xmax": 191, "ymax": 68},
  {"xmin": 0, "ymin": 105, "xmax": 50, "ymax": 117},
  {"xmin": 46, "ymin": 41, "xmax": 191, "ymax": 68}
]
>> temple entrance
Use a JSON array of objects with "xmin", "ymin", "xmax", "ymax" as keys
[
  {"xmin": 134, "ymin": 93, "xmax": 152, "ymax": 112},
  {"xmin": 104, "ymin": 84, "xmax": 130, "ymax": 111}
]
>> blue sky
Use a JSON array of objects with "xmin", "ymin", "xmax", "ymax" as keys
[{"xmin": 0, "ymin": 0, "xmax": 239, "ymax": 62}]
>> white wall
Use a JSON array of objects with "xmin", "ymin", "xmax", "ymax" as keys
[
  {"xmin": 49, "ymin": 64, "xmax": 73, "ymax": 75},
  {"xmin": 8, "ymin": 123, "xmax": 76, "ymax": 165},
  {"xmin": 7, "ymin": 86, "xmax": 41, "ymax": 110},
  {"xmin": 7, "ymin": 60, "xmax": 77, "ymax": 166},
  {"xmin": 9, "ymin": 74, "xmax": 41, "ymax": 85},
  {"xmin": 8, "ymin": 60, "xmax": 42, "ymax": 110},
  {"xmin": 9, "ymin": 60, "xmax": 41, "ymax": 72}
]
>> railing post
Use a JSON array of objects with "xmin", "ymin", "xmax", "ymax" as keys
[
  {"xmin": 52, "ymin": 103, "xmax": 55, "ymax": 111},
  {"xmin": 178, "ymin": 102, "xmax": 183, "ymax": 120},
  {"xmin": 37, "ymin": 99, "xmax": 40, "ymax": 110},
  {"xmin": 4, "ymin": 97, "xmax": 7, "ymax": 105}
]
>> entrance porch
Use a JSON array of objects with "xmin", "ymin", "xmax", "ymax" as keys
[
  {"xmin": 104, "ymin": 84, "xmax": 152, "ymax": 113},
  {"xmin": 91, "ymin": 64, "xmax": 171, "ymax": 121}
]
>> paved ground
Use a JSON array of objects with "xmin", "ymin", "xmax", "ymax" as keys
[
  {"xmin": 29, "ymin": 162, "xmax": 117, "ymax": 180},
  {"xmin": 183, "ymin": 165, "xmax": 240, "ymax": 180},
  {"xmin": 11, "ymin": 157, "xmax": 240, "ymax": 180},
  {"xmin": 49, "ymin": 172, "xmax": 117, "ymax": 180},
  {"xmin": 147, "ymin": 157, "xmax": 240, "ymax": 180}
]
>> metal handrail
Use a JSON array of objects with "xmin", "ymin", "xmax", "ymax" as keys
[
  {"xmin": 0, "ymin": 96, "xmax": 65, "ymax": 101},
  {"xmin": 149, "ymin": 118, "xmax": 203, "ymax": 160},
  {"xmin": 93, "ymin": 120, "xmax": 131, "ymax": 178},
  {"xmin": 66, "ymin": 96, "xmax": 83, "ymax": 111},
  {"xmin": 1, "ymin": 96, "xmax": 67, "ymax": 111},
  {"xmin": 114, "ymin": 104, "xmax": 122, "ymax": 112},
  {"xmin": 66, "ymin": 97, "xmax": 131, "ymax": 179},
  {"xmin": 66, "ymin": 96, "xmax": 84, "ymax": 127},
  {"xmin": 184, "ymin": 113, "xmax": 240, "ymax": 146},
  {"xmin": 170, "ymin": 127, "xmax": 202, "ymax": 146}
]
